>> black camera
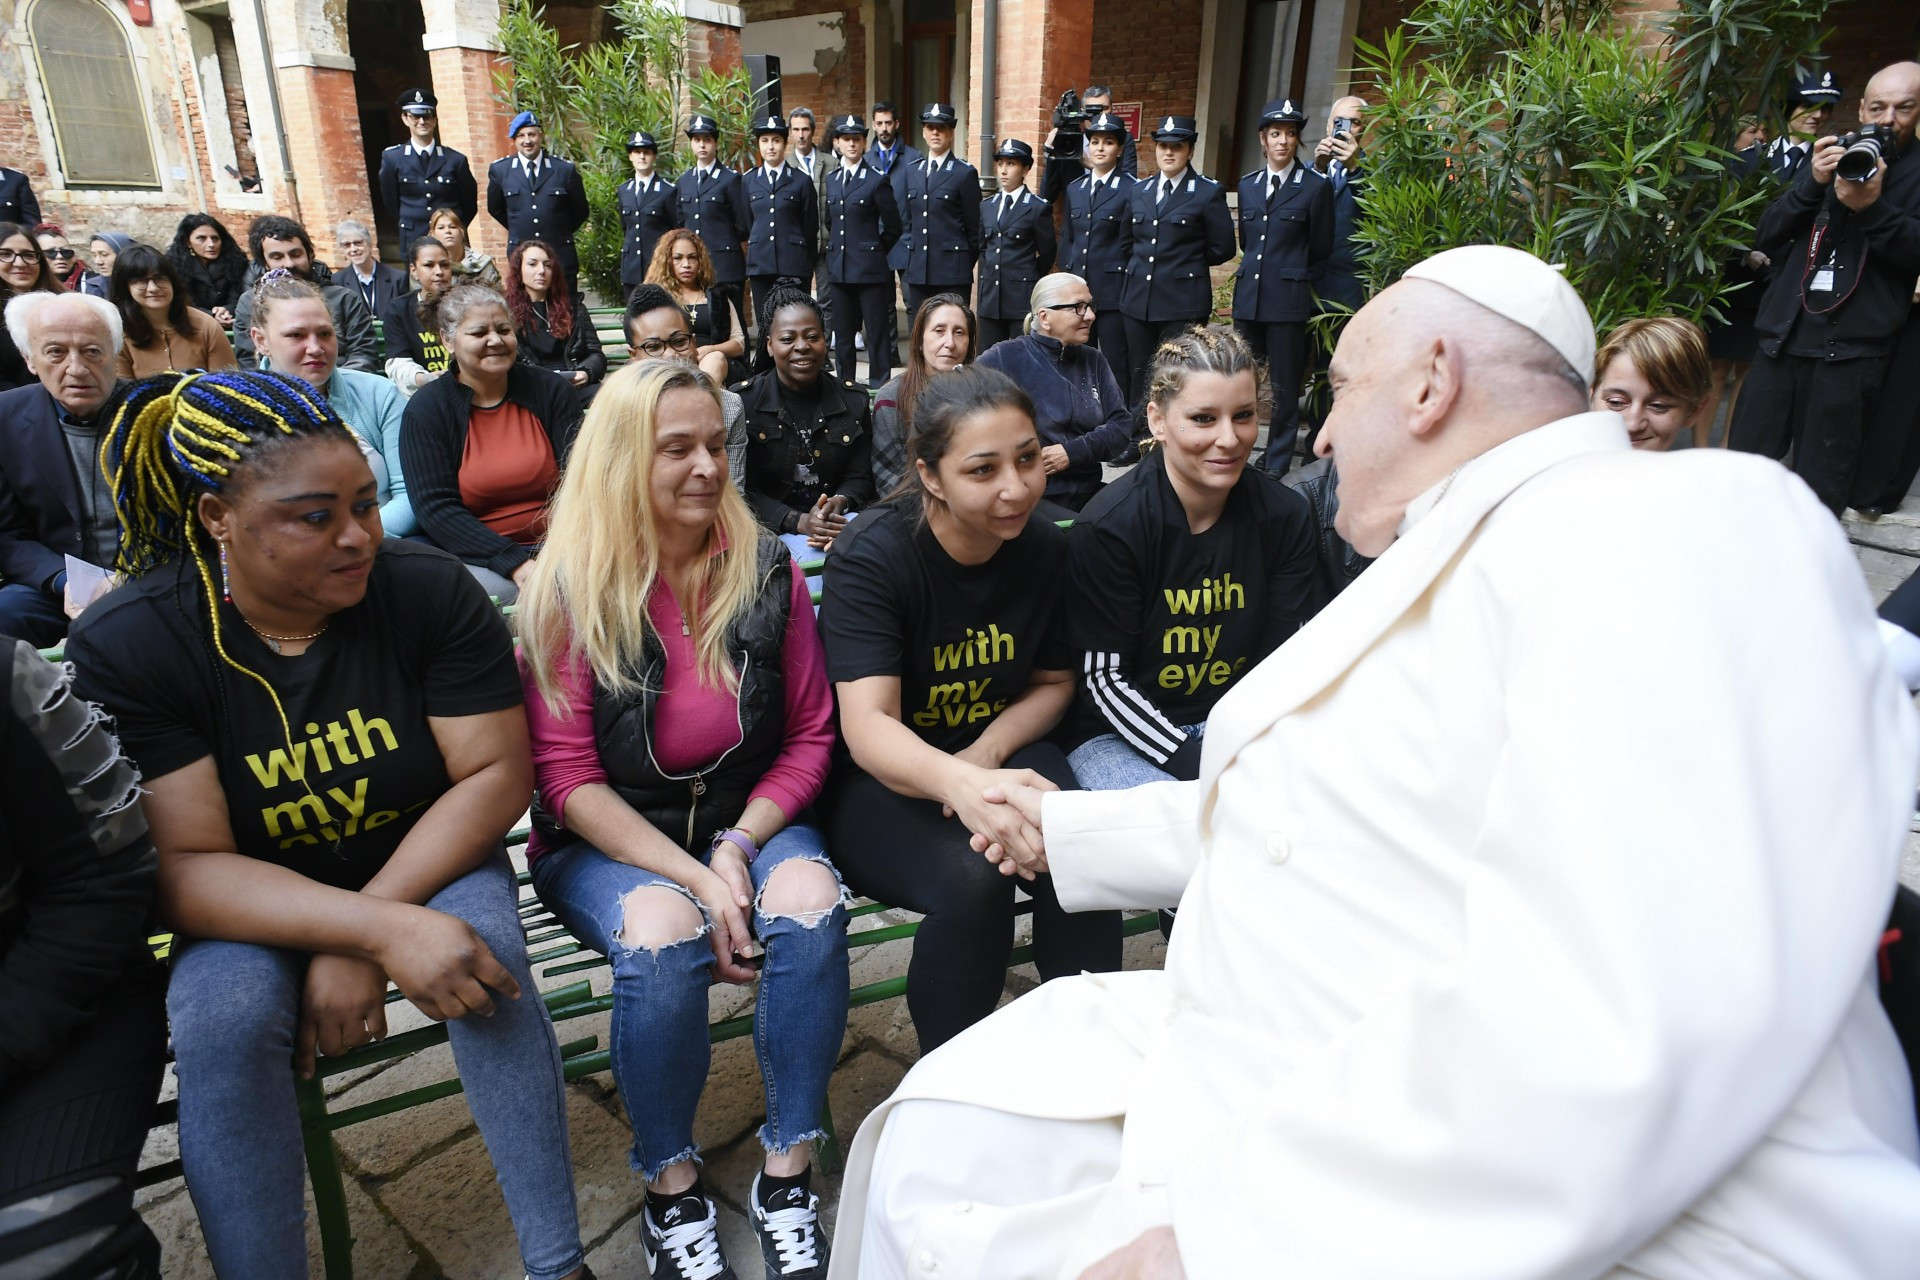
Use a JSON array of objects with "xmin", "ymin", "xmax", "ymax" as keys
[
  {"xmin": 1049, "ymin": 89, "xmax": 1087, "ymax": 160},
  {"xmin": 1835, "ymin": 123, "xmax": 1894, "ymax": 183}
]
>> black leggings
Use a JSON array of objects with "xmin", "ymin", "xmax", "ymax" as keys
[
  {"xmin": 0, "ymin": 962, "xmax": 167, "ymax": 1278},
  {"xmin": 827, "ymin": 742, "xmax": 1124, "ymax": 1053}
]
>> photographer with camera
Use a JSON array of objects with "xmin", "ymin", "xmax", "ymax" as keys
[
  {"xmin": 1041, "ymin": 85, "xmax": 1139, "ymax": 205},
  {"xmin": 1728, "ymin": 60, "xmax": 1920, "ymax": 515},
  {"xmin": 1310, "ymin": 96, "xmax": 1367, "ymax": 314}
]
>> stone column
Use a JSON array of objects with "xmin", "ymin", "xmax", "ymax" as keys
[
  {"xmin": 423, "ymin": 0, "xmax": 516, "ymax": 258},
  {"xmin": 966, "ymin": 0, "xmax": 1092, "ymax": 172},
  {"xmin": 260, "ymin": 0, "xmax": 373, "ymax": 262}
]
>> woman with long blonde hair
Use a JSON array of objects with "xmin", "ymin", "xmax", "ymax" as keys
[{"xmin": 518, "ymin": 359, "xmax": 845, "ymax": 1280}]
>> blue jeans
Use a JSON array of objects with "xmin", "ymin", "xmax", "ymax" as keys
[
  {"xmin": 165, "ymin": 856, "xmax": 584, "ymax": 1280},
  {"xmin": 532, "ymin": 824, "xmax": 849, "ymax": 1178},
  {"xmin": 1068, "ymin": 723, "xmax": 1206, "ymax": 790}
]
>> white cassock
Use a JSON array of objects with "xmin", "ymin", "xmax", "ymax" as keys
[{"xmin": 830, "ymin": 413, "xmax": 1920, "ymax": 1279}]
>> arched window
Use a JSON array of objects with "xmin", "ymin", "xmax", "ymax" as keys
[{"xmin": 27, "ymin": 0, "xmax": 159, "ymax": 188}]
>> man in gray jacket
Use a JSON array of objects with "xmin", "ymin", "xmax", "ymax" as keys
[{"xmin": 229, "ymin": 216, "xmax": 380, "ymax": 373}]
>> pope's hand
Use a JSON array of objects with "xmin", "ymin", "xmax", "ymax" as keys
[
  {"xmin": 1078, "ymin": 1227, "xmax": 1185, "ymax": 1279},
  {"xmin": 969, "ymin": 779, "xmax": 1051, "ymax": 878}
]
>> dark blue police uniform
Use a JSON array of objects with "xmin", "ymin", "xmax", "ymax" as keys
[
  {"xmin": 975, "ymin": 139, "xmax": 1055, "ymax": 351},
  {"xmin": 1118, "ymin": 116, "xmax": 1235, "ymax": 403},
  {"xmin": 378, "ymin": 90, "xmax": 477, "ymax": 249},
  {"xmin": 0, "ymin": 168, "xmax": 37, "ymax": 229},
  {"xmin": 743, "ymin": 115, "xmax": 819, "ymax": 328},
  {"xmin": 485, "ymin": 114, "xmax": 591, "ymax": 280},
  {"xmin": 675, "ymin": 115, "xmax": 750, "ymax": 333},
  {"xmin": 617, "ymin": 131, "xmax": 679, "ymax": 294},
  {"xmin": 889, "ymin": 103, "xmax": 982, "ymax": 323},
  {"xmin": 822, "ymin": 115, "xmax": 903, "ymax": 387},
  {"xmin": 1057, "ymin": 112, "xmax": 1134, "ymax": 377},
  {"xmin": 1233, "ymin": 102, "xmax": 1334, "ymax": 471}
]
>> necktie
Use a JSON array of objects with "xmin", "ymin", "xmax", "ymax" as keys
[
  {"xmin": 1330, "ymin": 161, "xmax": 1347, "ymax": 194},
  {"xmin": 1000, "ymin": 193, "xmax": 1011, "ymax": 221},
  {"xmin": 1158, "ymin": 179, "xmax": 1171, "ymax": 209}
]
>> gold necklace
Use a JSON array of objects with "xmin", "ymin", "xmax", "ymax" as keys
[{"xmin": 237, "ymin": 611, "xmax": 329, "ymax": 655}]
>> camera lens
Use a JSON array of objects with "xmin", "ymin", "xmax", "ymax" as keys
[{"xmin": 1837, "ymin": 133, "xmax": 1883, "ymax": 183}]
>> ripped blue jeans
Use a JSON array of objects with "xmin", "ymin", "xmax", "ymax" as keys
[{"xmin": 531, "ymin": 825, "xmax": 849, "ymax": 1178}]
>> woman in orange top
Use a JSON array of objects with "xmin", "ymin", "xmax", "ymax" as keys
[
  {"xmin": 110, "ymin": 244, "xmax": 237, "ymax": 377},
  {"xmin": 398, "ymin": 284, "xmax": 583, "ymax": 604}
]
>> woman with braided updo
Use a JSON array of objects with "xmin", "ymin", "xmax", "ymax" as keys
[{"xmin": 64, "ymin": 369, "xmax": 595, "ymax": 1280}]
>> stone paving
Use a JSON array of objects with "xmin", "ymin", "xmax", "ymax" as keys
[{"xmin": 133, "ymin": 912, "xmax": 1168, "ymax": 1279}]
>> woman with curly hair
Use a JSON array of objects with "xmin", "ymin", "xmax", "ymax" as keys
[
  {"xmin": 645, "ymin": 228, "xmax": 745, "ymax": 385},
  {"xmin": 166, "ymin": 214, "xmax": 250, "ymax": 326}
]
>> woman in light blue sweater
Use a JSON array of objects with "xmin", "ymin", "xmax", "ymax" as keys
[{"xmin": 249, "ymin": 270, "xmax": 417, "ymax": 536}]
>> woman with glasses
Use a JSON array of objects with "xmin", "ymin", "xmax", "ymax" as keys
[
  {"xmin": 110, "ymin": 244, "xmax": 237, "ymax": 377},
  {"xmin": 975, "ymin": 273, "xmax": 1131, "ymax": 511},
  {"xmin": 0, "ymin": 222, "xmax": 67, "ymax": 391},
  {"xmin": 645, "ymin": 229, "xmax": 745, "ymax": 385}
]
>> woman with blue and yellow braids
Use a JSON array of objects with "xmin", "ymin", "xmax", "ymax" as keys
[{"xmin": 63, "ymin": 369, "xmax": 596, "ymax": 1280}]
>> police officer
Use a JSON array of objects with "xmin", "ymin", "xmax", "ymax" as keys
[
  {"xmin": 617, "ymin": 130, "xmax": 679, "ymax": 302},
  {"xmin": 822, "ymin": 114, "xmax": 902, "ymax": 387},
  {"xmin": 975, "ymin": 139, "xmax": 1055, "ymax": 352},
  {"xmin": 1057, "ymin": 110, "xmax": 1133, "ymax": 372},
  {"xmin": 676, "ymin": 113, "xmax": 751, "ymax": 338},
  {"xmin": 1233, "ymin": 98, "xmax": 1333, "ymax": 471},
  {"xmin": 377, "ymin": 88, "xmax": 478, "ymax": 250},
  {"xmin": 0, "ymin": 166, "xmax": 40, "ymax": 229},
  {"xmin": 1767, "ymin": 71, "xmax": 1844, "ymax": 180},
  {"xmin": 485, "ymin": 111, "xmax": 590, "ymax": 279},
  {"xmin": 1118, "ymin": 114, "xmax": 1235, "ymax": 404},
  {"xmin": 743, "ymin": 113, "xmax": 819, "ymax": 331},
  {"xmin": 889, "ymin": 102, "xmax": 983, "ymax": 324}
]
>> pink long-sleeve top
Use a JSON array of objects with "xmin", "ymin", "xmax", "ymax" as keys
[{"xmin": 522, "ymin": 558, "xmax": 835, "ymax": 861}]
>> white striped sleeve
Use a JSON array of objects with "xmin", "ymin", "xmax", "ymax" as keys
[{"xmin": 1083, "ymin": 650, "xmax": 1188, "ymax": 765}]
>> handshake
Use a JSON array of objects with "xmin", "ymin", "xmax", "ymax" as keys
[{"xmin": 941, "ymin": 759, "xmax": 1058, "ymax": 879}]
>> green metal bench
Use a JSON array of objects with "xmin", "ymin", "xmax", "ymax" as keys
[{"xmin": 99, "ymin": 540, "xmax": 1146, "ymax": 1278}]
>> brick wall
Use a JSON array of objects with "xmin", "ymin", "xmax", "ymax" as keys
[
  {"xmin": 1821, "ymin": 0, "xmax": 1920, "ymax": 120},
  {"xmin": 1087, "ymin": 0, "xmax": 1204, "ymax": 123},
  {"xmin": 431, "ymin": 44, "xmax": 516, "ymax": 258},
  {"xmin": 212, "ymin": 21, "xmax": 259, "ymax": 185},
  {"xmin": 978, "ymin": 0, "xmax": 1092, "ymax": 154},
  {"xmin": 274, "ymin": 65, "xmax": 374, "ymax": 263},
  {"xmin": 739, "ymin": 0, "xmax": 866, "ymax": 123}
]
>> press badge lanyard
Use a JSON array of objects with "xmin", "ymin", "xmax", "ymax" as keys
[{"xmin": 1802, "ymin": 206, "xmax": 1866, "ymax": 315}]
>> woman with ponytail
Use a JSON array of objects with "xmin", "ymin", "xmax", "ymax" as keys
[{"xmin": 64, "ymin": 369, "xmax": 594, "ymax": 1280}]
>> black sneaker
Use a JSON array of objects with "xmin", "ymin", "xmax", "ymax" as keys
[
  {"xmin": 750, "ymin": 1171, "xmax": 830, "ymax": 1276},
  {"xmin": 641, "ymin": 1191, "xmax": 735, "ymax": 1280}
]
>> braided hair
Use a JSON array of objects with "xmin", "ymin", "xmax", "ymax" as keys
[
  {"xmin": 1138, "ymin": 324, "xmax": 1271, "ymax": 451},
  {"xmin": 99, "ymin": 369, "xmax": 360, "ymax": 808}
]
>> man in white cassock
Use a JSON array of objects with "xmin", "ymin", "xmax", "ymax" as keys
[{"xmin": 827, "ymin": 246, "xmax": 1920, "ymax": 1280}]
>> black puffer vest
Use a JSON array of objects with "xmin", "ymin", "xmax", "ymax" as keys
[{"xmin": 533, "ymin": 533, "xmax": 793, "ymax": 853}]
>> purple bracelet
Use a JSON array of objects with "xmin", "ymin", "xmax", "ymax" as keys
[{"xmin": 713, "ymin": 827, "xmax": 760, "ymax": 863}]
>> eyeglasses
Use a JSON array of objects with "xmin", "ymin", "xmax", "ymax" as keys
[
  {"xmin": 634, "ymin": 331, "xmax": 697, "ymax": 357},
  {"xmin": 0, "ymin": 249, "xmax": 42, "ymax": 265},
  {"xmin": 43, "ymin": 248, "xmax": 75, "ymax": 260},
  {"xmin": 1040, "ymin": 300, "xmax": 1095, "ymax": 316}
]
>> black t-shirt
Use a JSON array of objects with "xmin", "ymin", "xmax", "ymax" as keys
[
  {"xmin": 67, "ymin": 541, "xmax": 522, "ymax": 890},
  {"xmin": 820, "ymin": 500, "xmax": 1073, "ymax": 755},
  {"xmin": 1065, "ymin": 450, "xmax": 1323, "ymax": 771}
]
